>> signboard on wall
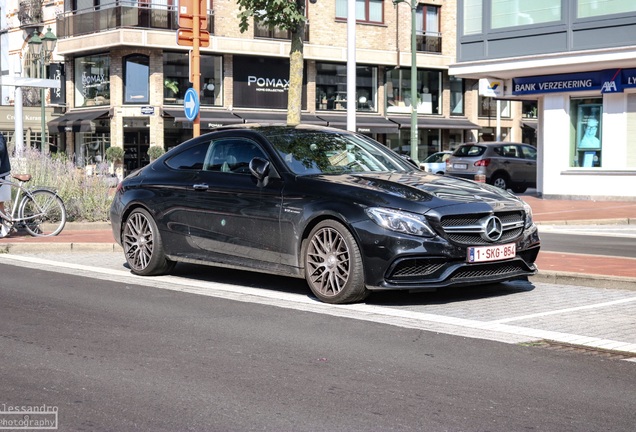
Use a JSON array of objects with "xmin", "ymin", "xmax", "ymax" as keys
[
  {"xmin": 49, "ymin": 63, "xmax": 66, "ymax": 105},
  {"xmin": 233, "ymin": 56, "xmax": 307, "ymax": 110},
  {"xmin": 512, "ymin": 68, "xmax": 636, "ymax": 95}
]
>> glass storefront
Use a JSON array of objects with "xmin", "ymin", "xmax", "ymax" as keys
[
  {"xmin": 163, "ymin": 52, "xmax": 222, "ymax": 106},
  {"xmin": 315, "ymin": 63, "xmax": 378, "ymax": 112},
  {"xmin": 74, "ymin": 54, "xmax": 110, "ymax": 108},
  {"xmin": 571, "ymin": 97, "xmax": 603, "ymax": 167},
  {"xmin": 386, "ymin": 68, "xmax": 441, "ymax": 115}
]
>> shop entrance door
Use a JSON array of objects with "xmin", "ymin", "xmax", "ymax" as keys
[{"xmin": 124, "ymin": 130, "xmax": 150, "ymax": 174}]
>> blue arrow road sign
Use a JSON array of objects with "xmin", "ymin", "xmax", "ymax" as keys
[{"xmin": 184, "ymin": 87, "xmax": 200, "ymax": 121}]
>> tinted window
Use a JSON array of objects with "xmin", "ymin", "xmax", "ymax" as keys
[
  {"xmin": 454, "ymin": 145, "xmax": 486, "ymax": 157},
  {"xmin": 265, "ymin": 130, "xmax": 414, "ymax": 175},
  {"xmin": 203, "ymin": 138, "xmax": 266, "ymax": 174},
  {"xmin": 166, "ymin": 142, "xmax": 210, "ymax": 170}
]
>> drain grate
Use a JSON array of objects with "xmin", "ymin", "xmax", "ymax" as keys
[{"xmin": 520, "ymin": 340, "xmax": 636, "ymax": 361}]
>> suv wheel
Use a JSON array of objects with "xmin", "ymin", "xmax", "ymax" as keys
[{"xmin": 491, "ymin": 174, "xmax": 509, "ymax": 190}]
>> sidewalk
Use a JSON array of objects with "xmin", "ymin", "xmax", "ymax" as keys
[{"xmin": 1, "ymin": 196, "xmax": 636, "ymax": 288}]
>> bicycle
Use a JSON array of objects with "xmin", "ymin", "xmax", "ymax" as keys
[{"xmin": 0, "ymin": 173, "xmax": 67, "ymax": 238}]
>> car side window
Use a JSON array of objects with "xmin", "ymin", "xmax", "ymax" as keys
[
  {"xmin": 165, "ymin": 141, "xmax": 211, "ymax": 170},
  {"xmin": 203, "ymin": 138, "xmax": 266, "ymax": 174},
  {"xmin": 521, "ymin": 145, "xmax": 537, "ymax": 160},
  {"xmin": 502, "ymin": 145, "xmax": 518, "ymax": 158}
]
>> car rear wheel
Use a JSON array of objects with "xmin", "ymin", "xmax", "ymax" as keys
[
  {"xmin": 304, "ymin": 220, "xmax": 368, "ymax": 304},
  {"xmin": 491, "ymin": 173, "xmax": 510, "ymax": 190},
  {"xmin": 123, "ymin": 208, "xmax": 176, "ymax": 276}
]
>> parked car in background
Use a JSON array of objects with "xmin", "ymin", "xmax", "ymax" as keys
[
  {"xmin": 446, "ymin": 142, "xmax": 537, "ymax": 193},
  {"xmin": 111, "ymin": 125, "xmax": 540, "ymax": 304},
  {"xmin": 420, "ymin": 151, "xmax": 452, "ymax": 174}
]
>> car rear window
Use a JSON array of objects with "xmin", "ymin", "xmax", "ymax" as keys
[{"xmin": 453, "ymin": 145, "xmax": 486, "ymax": 157}]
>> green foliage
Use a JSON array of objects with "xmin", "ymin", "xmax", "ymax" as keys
[
  {"xmin": 11, "ymin": 148, "xmax": 114, "ymax": 222},
  {"xmin": 164, "ymin": 78, "xmax": 179, "ymax": 94},
  {"xmin": 105, "ymin": 146, "xmax": 125, "ymax": 162},
  {"xmin": 147, "ymin": 145, "xmax": 166, "ymax": 160},
  {"xmin": 237, "ymin": 0, "xmax": 306, "ymax": 33}
]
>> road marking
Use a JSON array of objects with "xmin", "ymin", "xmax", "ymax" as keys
[
  {"xmin": 491, "ymin": 297, "xmax": 636, "ymax": 324},
  {"xmin": 2, "ymin": 254, "xmax": 635, "ymax": 355}
]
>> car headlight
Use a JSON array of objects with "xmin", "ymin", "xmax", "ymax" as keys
[
  {"xmin": 523, "ymin": 202, "xmax": 534, "ymax": 229},
  {"xmin": 365, "ymin": 207, "xmax": 436, "ymax": 238}
]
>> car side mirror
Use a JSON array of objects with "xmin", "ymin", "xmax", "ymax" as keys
[{"xmin": 249, "ymin": 157, "xmax": 271, "ymax": 187}]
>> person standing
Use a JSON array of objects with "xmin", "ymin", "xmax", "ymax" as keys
[{"xmin": 0, "ymin": 132, "xmax": 11, "ymax": 237}]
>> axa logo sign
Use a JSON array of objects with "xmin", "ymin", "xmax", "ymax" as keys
[{"xmin": 601, "ymin": 69, "xmax": 622, "ymax": 94}]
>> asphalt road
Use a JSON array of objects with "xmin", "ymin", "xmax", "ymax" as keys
[
  {"xmin": 1, "ymin": 263, "xmax": 635, "ymax": 432},
  {"xmin": 539, "ymin": 225, "xmax": 636, "ymax": 258}
]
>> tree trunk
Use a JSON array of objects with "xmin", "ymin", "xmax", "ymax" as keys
[{"xmin": 287, "ymin": 17, "xmax": 305, "ymax": 126}]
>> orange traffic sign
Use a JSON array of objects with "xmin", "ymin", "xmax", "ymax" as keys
[
  {"xmin": 177, "ymin": 29, "xmax": 210, "ymax": 47},
  {"xmin": 178, "ymin": 0, "xmax": 208, "ymax": 29}
]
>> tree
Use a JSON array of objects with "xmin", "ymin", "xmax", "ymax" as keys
[{"xmin": 237, "ymin": 0, "xmax": 306, "ymax": 126}]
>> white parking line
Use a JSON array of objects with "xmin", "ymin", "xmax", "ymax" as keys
[
  {"xmin": 491, "ymin": 297, "xmax": 636, "ymax": 324},
  {"xmin": 2, "ymin": 254, "xmax": 636, "ymax": 356}
]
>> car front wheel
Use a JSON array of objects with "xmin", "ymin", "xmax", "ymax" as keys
[
  {"xmin": 304, "ymin": 220, "xmax": 368, "ymax": 304},
  {"xmin": 123, "ymin": 208, "xmax": 176, "ymax": 276}
]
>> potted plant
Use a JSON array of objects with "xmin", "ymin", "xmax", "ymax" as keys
[
  {"xmin": 147, "ymin": 145, "xmax": 165, "ymax": 161},
  {"xmin": 105, "ymin": 146, "xmax": 125, "ymax": 181},
  {"xmin": 164, "ymin": 79, "xmax": 179, "ymax": 97}
]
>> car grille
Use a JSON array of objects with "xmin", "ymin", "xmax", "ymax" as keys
[
  {"xmin": 391, "ymin": 260, "xmax": 446, "ymax": 278},
  {"xmin": 386, "ymin": 258, "xmax": 532, "ymax": 283},
  {"xmin": 450, "ymin": 261, "xmax": 529, "ymax": 281},
  {"xmin": 438, "ymin": 211, "xmax": 525, "ymax": 246}
]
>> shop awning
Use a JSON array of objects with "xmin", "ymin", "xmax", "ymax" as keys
[
  {"xmin": 389, "ymin": 116, "xmax": 481, "ymax": 130},
  {"xmin": 48, "ymin": 109, "xmax": 110, "ymax": 133},
  {"xmin": 232, "ymin": 111, "xmax": 327, "ymax": 126},
  {"xmin": 163, "ymin": 109, "xmax": 243, "ymax": 128},
  {"xmin": 522, "ymin": 120, "xmax": 538, "ymax": 130},
  {"xmin": 316, "ymin": 114, "xmax": 399, "ymax": 134}
]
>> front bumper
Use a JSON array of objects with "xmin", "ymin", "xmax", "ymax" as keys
[{"xmin": 354, "ymin": 219, "xmax": 540, "ymax": 292}]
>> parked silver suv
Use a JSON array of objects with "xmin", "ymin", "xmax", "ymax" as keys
[{"xmin": 446, "ymin": 142, "xmax": 537, "ymax": 193}]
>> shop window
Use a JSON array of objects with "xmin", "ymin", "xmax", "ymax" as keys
[
  {"xmin": 163, "ymin": 52, "xmax": 222, "ymax": 106},
  {"xmin": 450, "ymin": 76, "xmax": 464, "ymax": 115},
  {"xmin": 316, "ymin": 63, "xmax": 377, "ymax": 112},
  {"xmin": 124, "ymin": 54, "xmax": 149, "ymax": 104},
  {"xmin": 479, "ymin": 96, "xmax": 510, "ymax": 118},
  {"xmin": 571, "ymin": 98, "xmax": 602, "ymax": 167},
  {"xmin": 386, "ymin": 68, "xmax": 441, "ymax": 115},
  {"xmin": 74, "ymin": 54, "xmax": 110, "ymax": 107},
  {"xmin": 335, "ymin": 0, "xmax": 383, "ymax": 24}
]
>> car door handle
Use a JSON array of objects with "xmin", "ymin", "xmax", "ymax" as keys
[{"xmin": 193, "ymin": 183, "xmax": 209, "ymax": 191}]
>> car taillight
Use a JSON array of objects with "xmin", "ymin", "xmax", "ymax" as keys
[{"xmin": 474, "ymin": 158, "xmax": 491, "ymax": 167}]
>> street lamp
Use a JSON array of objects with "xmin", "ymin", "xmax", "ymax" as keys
[
  {"xmin": 393, "ymin": 0, "xmax": 418, "ymax": 166},
  {"xmin": 28, "ymin": 27, "xmax": 57, "ymax": 152}
]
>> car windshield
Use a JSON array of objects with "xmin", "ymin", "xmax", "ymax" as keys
[
  {"xmin": 264, "ymin": 130, "xmax": 415, "ymax": 175},
  {"xmin": 453, "ymin": 145, "xmax": 486, "ymax": 157}
]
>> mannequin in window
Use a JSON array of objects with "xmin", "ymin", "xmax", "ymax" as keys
[{"xmin": 579, "ymin": 118, "xmax": 600, "ymax": 149}]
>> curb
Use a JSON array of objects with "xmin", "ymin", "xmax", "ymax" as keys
[
  {"xmin": 531, "ymin": 271, "xmax": 636, "ymax": 291},
  {"xmin": 0, "ymin": 242, "xmax": 123, "ymax": 254}
]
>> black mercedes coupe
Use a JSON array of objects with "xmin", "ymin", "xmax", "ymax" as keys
[{"xmin": 110, "ymin": 125, "xmax": 540, "ymax": 304}]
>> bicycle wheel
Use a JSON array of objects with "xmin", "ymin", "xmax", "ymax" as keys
[{"xmin": 19, "ymin": 189, "xmax": 67, "ymax": 237}]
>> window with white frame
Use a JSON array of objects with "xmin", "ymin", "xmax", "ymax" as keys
[{"xmin": 336, "ymin": 0, "xmax": 383, "ymax": 24}]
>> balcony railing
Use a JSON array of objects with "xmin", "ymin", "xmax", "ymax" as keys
[
  {"xmin": 56, "ymin": 3, "xmax": 214, "ymax": 38},
  {"xmin": 254, "ymin": 21, "xmax": 309, "ymax": 41},
  {"xmin": 416, "ymin": 32, "xmax": 441, "ymax": 54}
]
